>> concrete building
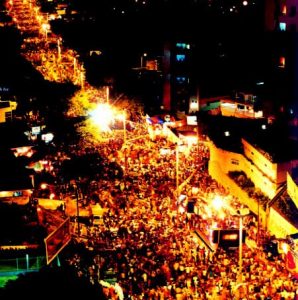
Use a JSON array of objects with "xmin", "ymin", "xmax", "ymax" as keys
[
  {"xmin": 207, "ymin": 116, "xmax": 298, "ymax": 237},
  {"xmin": 0, "ymin": 100, "xmax": 17, "ymax": 123},
  {"xmin": 163, "ymin": 41, "xmax": 196, "ymax": 114},
  {"xmin": 264, "ymin": 0, "xmax": 298, "ymax": 114}
]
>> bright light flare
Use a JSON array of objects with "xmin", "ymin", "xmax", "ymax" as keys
[
  {"xmin": 40, "ymin": 183, "xmax": 48, "ymax": 190},
  {"xmin": 281, "ymin": 242, "xmax": 288, "ymax": 253},
  {"xmin": 212, "ymin": 195, "xmax": 224, "ymax": 211},
  {"xmin": 89, "ymin": 104, "xmax": 114, "ymax": 132},
  {"xmin": 115, "ymin": 111, "xmax": 126, "ymax": 122}
]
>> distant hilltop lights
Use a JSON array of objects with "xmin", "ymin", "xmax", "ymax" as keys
[{"xmin": 207, "ymin": 0, "xmax": 254, "ymax": 14}]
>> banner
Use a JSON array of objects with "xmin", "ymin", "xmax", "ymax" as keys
[
  {"xmin": 44, "ymin": 218, "xmax": 71, "ymax": 265},
  {"xmin": 285, "ymin": 250, "xmax": 298, "ymax": 279}
]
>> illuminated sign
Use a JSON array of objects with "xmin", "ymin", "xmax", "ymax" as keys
[
  {"xmin": 212, "ymin": 229, "xmax": 246, "ymax": 249},
  {"xmin": 221, "ymin": 233, "xmax": 238, "ymax": 241},
  {"xmin": 0, "ymin": 86, "xmax": 9, "ymax": 92},
  {"xmin": 32, "ymin": 126, "xmax": 41, "ymax": 135},
  {"xmin": 41, "ymin": 132, "xmax": 54, "ymax": 143},
  {"xmin": 186, "ymin": 115, "xmax": 198, "ymax": 125}
]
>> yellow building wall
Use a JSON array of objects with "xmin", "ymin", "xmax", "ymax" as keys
[
  {"xmin": 287, "ymin": 172, "xmax": 298, "ymax": 209},
  {"xmin": 209, "ymin": 141, "xmax": 278, "ymax": 198},
  {"xmin": 267, "ymin": 207, "xmax": 298, "ymax": 238},
  {"xmin": 0, "ymin": 109, "xmax": 7, "ymax": 123},
  {"xmin": 242, "ymin": 138, "xmax": 277, "ymax": 182},
  {"xmin": 208, "ymin": 142, "xmax": 298, "ymax": 238},
  {"xmin": 0, "ymin": 102, "xmax": 17, "ymax": 123}
]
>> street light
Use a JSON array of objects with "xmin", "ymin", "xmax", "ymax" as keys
[
  {"xmin": 40, "ymin": 182, "xmax": 55, "ymax": 199},
  {"xmin": 75, "ymin": 184, "xmax": 80, "ymax": 236},
  {"xmin": 213, "ymin": 199, "xmax": 250, "ymax": 284},
  {"xmin": 89, "ymin": 103, "xmax": 114, "ymax": 132},
  {"xmin": 41, "ymin": 23, "xmax": 50, "ymax": 42},
  {"xmin": 70, "ymin": 180, "xmax": 80, "ymax": 236},
  {"xmin": 140, "ymin": 52, "xmax": 147, "ymax": 68},
  {"xmin": 57, "ymin": 38, "xmax": 62, "ymax": 62},
  {"xmin": 106, "ymin": 86, "xmax": 109, "ymax": 104},
  {"xmin": 235, "ymin": 207, "xmax": 250, "ymax": 283},
  {"xmin": 176, "ymin": 144, "xmax": 179, "ymax": 198},
  {"xmin": 122, "ymin": 111, "xmax": 127, "ymax": 145}
]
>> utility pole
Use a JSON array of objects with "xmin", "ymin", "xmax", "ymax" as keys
[{"xmin": 74, "ymin": 182, "xmax": 80, "ymax": 236}]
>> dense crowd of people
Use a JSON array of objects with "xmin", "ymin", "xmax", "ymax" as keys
[
  {"xmin": 59, "ymin": 118, "xmax": 298, "ymax": 299},
  {"xmin": 4, "ymin": 0, "xmax": 298, "ymax": 298}
]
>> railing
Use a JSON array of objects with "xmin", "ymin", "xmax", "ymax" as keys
[{"xmin": 0, "ymin": 255, "xmax": 46, "ymax": 275}]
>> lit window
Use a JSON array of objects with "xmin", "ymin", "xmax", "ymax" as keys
[
  {"xmin": 279, "ymin": 22, "xmax": 286, "ymax": 31},
  {"xmin": 176, "ymin": 76, "xmax": 188, "ymax": 83},
  {"xmin": 176, "ymin": 43, "xmax": 190, "ymax": 49},
  {"xmin": 281, "ymin": 4, "xmax": 287, "ymax": 15},
  {"xmin": 279, "ymin": 56, "xmax": 286, "ymax": 68},
  {"xmin": 176, "ymin": 54, "xmax": 186, "ymax": 62}
]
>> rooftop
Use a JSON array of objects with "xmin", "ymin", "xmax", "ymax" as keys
[{"xmin": 204, "ymin": 115, "xmax": 298, "ymax": 162}]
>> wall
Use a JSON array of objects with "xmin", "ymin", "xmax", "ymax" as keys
[
  {"xmin": 209, "ymin": 141, "xmax": 278, "ymax": 198},
  {"xmin": 209, "ymin": 143, "xmax": 298, "ymax": 238},
  {"xmin": 287, "ymin": 172, "xmax": 298, "ymax": 208}
]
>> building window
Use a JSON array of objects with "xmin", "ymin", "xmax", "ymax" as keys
[
  {"xmin": 231, "ymin": 159, "xmax": 239, "ymax": 165},
  {"xmin": 176, "ymin": 43, "xmax": 190, "ymax": 49},
  {"xmin": 176, "ymin": 54, "xmax": 186, "ymax": 62},
  {"xmin": 281, "ymin": 4, "xmax": 287, "ymax": 15},
  {"xmin": 176, "ymin": 76, "xmax": 187, "ymax": 83},
  {"xmin": 279, "ymin": 56, "xmax": 286, "ymax": 68},
  {"xmin": 279, "ymin": 22, "xmax": 286, "ymax": 31}
]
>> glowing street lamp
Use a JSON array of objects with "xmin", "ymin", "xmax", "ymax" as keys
[
  {"xmin": 41, "ymin": 23, "xmax": 50, "ymax": 41},
  {"xmin": 213, "ymin": 199, "xmax": 250, "ymax": 283},
  {"xmin": 176, "ymin": 144, "xmax": 179, "ymax": 198},
  {"xmin": 89, "ymin": 103, "xmax": 114, "ymax": 132},
  {"xmin": 57, "ymin": 38, "xmax": 62, "ymax": 61},
  {"xmin": 40, "ymin": 183, "xmax": 55, "ymax": 199},
  {"xmin": 234, "ymin": 207, "xmax": 250, "ymax": 283},
  {"xmin": 175, "ymin": 143, "xmax": 184, "ymax": 200},
  {"xmin": 212, "ymin": 195, "xmax": 224, "ymax": 211},
  {"xmin": 106, "ymin": 86, "xmax": 109, "ymax": 104},
  {"xmin": 140, "ymin": 52, "xmax": 147, "ymax": 68}
]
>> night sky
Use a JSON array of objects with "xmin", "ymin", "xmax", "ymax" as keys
[
  {"xmin": 0, "ymin": 0, "xmax": 268, "ymax": 100},
  {"xmin": 46, "ymin": 0, "xmax": 267, "ymax": 96}
]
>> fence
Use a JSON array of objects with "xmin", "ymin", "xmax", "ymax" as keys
[{"xmin": 0, "ymin": 255, "xmax": 46, "ymax": 275}]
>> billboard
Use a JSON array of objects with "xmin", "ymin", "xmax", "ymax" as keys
[
  {"xmin": 212, "ymin": 229, "xmax": 246, "ymax": 249},
  {"xmin": 44, "ymin": 218, "xmax": 71, "ymax": 265}
]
